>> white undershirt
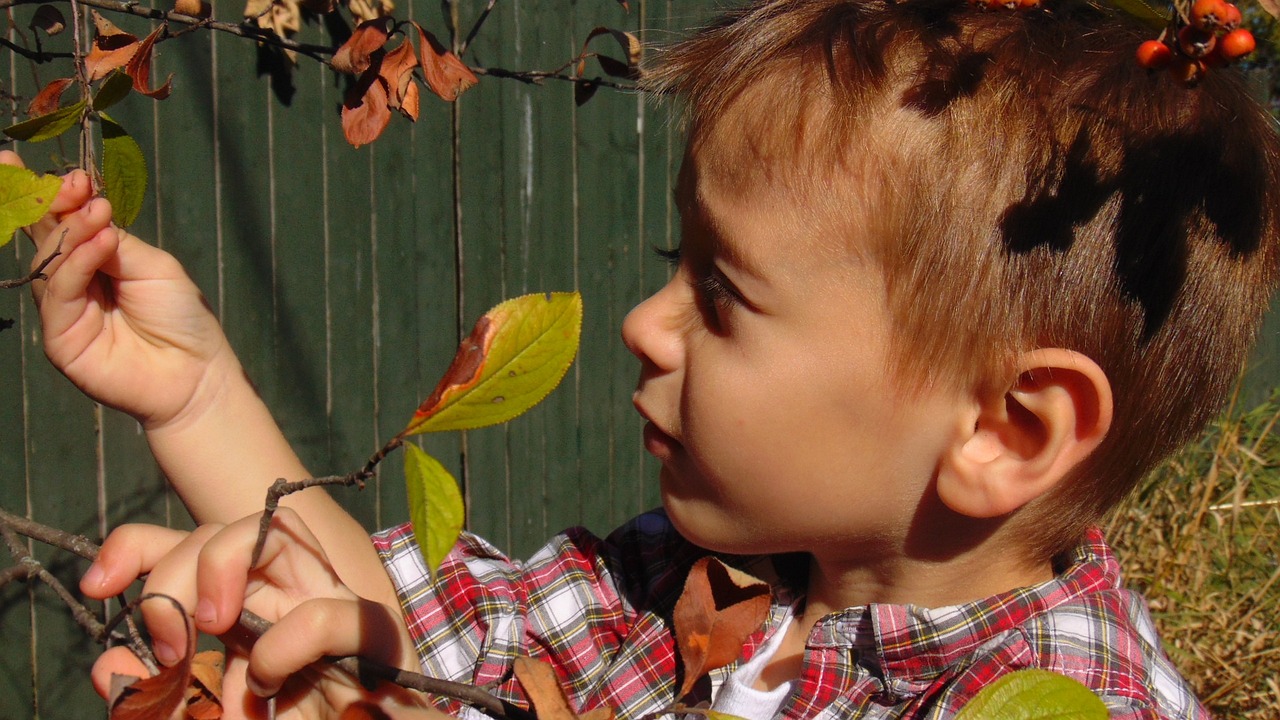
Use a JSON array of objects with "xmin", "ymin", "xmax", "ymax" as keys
[{"xmin": 705, "ymin": 612, "xmax": 796, "ymax": 720}]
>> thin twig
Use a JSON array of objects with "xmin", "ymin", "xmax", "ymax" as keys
[
  {"xmin": 0, "ymin": 504, "xmax": 98, "ymax": 559},
  {"xmin": 0, "ymin": 524, "xmax": 110, "ymax": 642},
  {"xmin": 236, "ymin": 610, "xmax": 536, "ymax": 720},
  {"xmin": 0, "ymin": 237, "xmax": 63, "ymax": 290},
  {"xmin": 458, "ymin": 0, "xmax": 497, "ymax": 56}
]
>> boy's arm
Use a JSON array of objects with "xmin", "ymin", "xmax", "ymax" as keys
[{"xmin": 4, "ymin": 151, "xmax": 393, "ymax": 604}]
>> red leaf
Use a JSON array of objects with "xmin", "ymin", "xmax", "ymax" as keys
[
  {"xmin": 332, "ymin": 18, "xmax": 392, "ymax": 75},
  {"xmin": 341, "ymin": 73, "xmax": 392, "ymax": 147},
  {"xmin": 85, "ymin": 13, "xmax": 139, "ymax": 82},
  {"xmin": 415, "ymin": 25, "xmax": 478, "ymax": 101},
  {"xmin": 27, "ymin": 77, "xmax": 73, "ymax": 117},
  {"xmin": 125, "ymin": 25, "xmax": 173, "ymax": 99},
  {"xmin": 672, "ymin": 557, "xmax": 771, "ymax": 699}
]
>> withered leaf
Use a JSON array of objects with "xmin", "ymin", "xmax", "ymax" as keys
[
  {"xmin": 243, "ymin": 0, "xmax": 272, "ymax": 19},
  {"xmin": 399, "ymin": 81, "xmax": 420, "ymax": 121},
  {"xmin": 93, "ymin": 10, "xmax": 128, "ymax": 37},
  {"xmin": 30, "ymin": 5, "xmax": 66, "ymax": 35},
  {"xmin": 85, "ymin": 14, "xmax": 140, "ymax": 82},
  {"xmin": 379, "ymin": 39, "xmax": 418, "ymax": 111},
  {"xmin": 1259, "ymin": 0, "xmax": 1280, "ymax": 18},
  {"xmin": 110, "ymin": 647, "xmax": 194, "ymax": 720},
  {"xmin": 346, "ymin": 0, "xmax": 393, "ymax": 23},
  {"xmin": 415, "ymin": 24, "xmax": 478, "ymax": 101},
  {"xmin": 672, "ymin": 557, "xmax": 771, "ymax": 699},
  {"xmin": 514, "ymin": 657, "xmax": 578, "ymax": 720},
  {"xmin": 173, "ymin": 0, "xmax": 211, "ymax": 18},
  {"xmin": 332, "ymin": 18, "xmax": 392, "ymax": 75},
  {"xmin": 27, "ymin": 77, "xmax": 73, "ymax": 117},
  {"xmin": 574, "ymin": 79, "xmax": 599, "ymax": 107},
  {"xmin": 342, "ymin": 73, "xmax": 392, "ymax": 147},
  {"xmin": 125, "ymin": 25, "xmax": 174, "ymax": 99},
  {"xmin": 578, "ymin": 27, "xmax": 641, "ymax": 80}
]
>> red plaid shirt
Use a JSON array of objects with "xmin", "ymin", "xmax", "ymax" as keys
[{"xmin": 373, "ymin": 510, "xmax": 1206, "ymax": 719}]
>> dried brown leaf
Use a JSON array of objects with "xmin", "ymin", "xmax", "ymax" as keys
[
  {"xmin": 85, "ymin": 14, "xmax": 140, "ymax": 82},
  {"xmin": 30, "ymin": 5, "xmax": 66, "ymax": 35},
  {"xmin": 242, "ymin": 0, "xmax": 272, "ymax": 19},
  {"xmin": 332, "ymin": 18, "xmax": 391, "ymax": 75},
  {"xmin": 93, "ymin": 10, "xmax": 129, "ymax": 37},
  {"xmin": 379, "ymin": 39, "xmax": 418, "ymax": 111},
  {"xmin": 579, "ymin": 27, "xmax": 641, "ymax": 80},
  {"xmin": 110, "ymin": 650, "xmax": 193, "ymax": 720},
  {"xmin": 27, "ymin": 77, "xmax": 73, "ymax": 117},
  {"xmin": 514, "ymin": 657, "xmax": 577, "ymax": 720},
  {"xmin": 415, "ymin": 25, "xmax": 478, "ymax": 101},
  {"xmin": 672, "ymin": 557, "xmax": 771, "ymax": 699},
  {"xmin": 125, "ymin": 25, "xmax": 174, "ymax": 99},
  {"xmin": 399, "ymin": 81, "xmax": 420, "ymax": 121},
  {"xmin": 173, "ymin": 0, "xmax": 211, "ymax": 18},
  {"xmin": 1258, "ymin": 0, "xmax": 1280, "ymax": 18},
  {"xmin": 346, "ymin": 0, "xmax": 393, "ymax": 23},
  {"xmin": 341, "ymin": 73, "xmax": 391, "ymax": 147}
]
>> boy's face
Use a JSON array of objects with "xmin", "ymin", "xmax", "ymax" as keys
[{"xmin": 623, "ymin": 141, "xmax": 973, "ymax": 561}]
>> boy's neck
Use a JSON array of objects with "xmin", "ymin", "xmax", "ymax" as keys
[{"xmin": 751, "ymin": 539, "xmax": 1053, "ymax": 693}]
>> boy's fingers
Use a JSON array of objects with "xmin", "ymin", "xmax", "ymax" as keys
[
  {"xmin": 135, "ymin": 524, "xmax": 226, "ymax": 666},
  {"xmin": 82, "ymin": 524, "xmax": 190, "ymax": 599},
  {"xmin": 30, "ymin": 198, "xmax": 116, "ymax": 305},
  {"xmin": 246, "ymin": 597, "xmax": 413, "ymax": 699},
  {"xmin": 195, "ymin": 507, "xmax": 345, "ymax": 636}
]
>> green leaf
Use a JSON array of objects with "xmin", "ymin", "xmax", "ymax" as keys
[
  {"xmin": 402, "ymin": 292, "xmax": 583, "ymax": 435},
  {"xmin": 100, "ymin": 114, "xmax": 147, "ymax": 227},
  {"xmin": 3, "ymin": 100, "xmax": 86, "ymax": 142},
  {"xmin": 1107, "ymin": 0, "xmax": 1168, "ymax": 30},
  {"xmin": 0, "ymin": 165, "xmax": 63, "ymax": 248},
  {"xmin": 93, "ymin": 71, "xmax": 134, "ymax": 112},
  {"xmin": 954, "ymin": 669, "xmax": 1109, "ymax": 720},
  {"xmin": 404, "ymin": 443, "xmax": 465, "ymax": 581}
]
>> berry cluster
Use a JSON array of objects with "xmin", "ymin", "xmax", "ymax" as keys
[{"xmin": 1135, "ymin": 0, "xmax": 1256, "ymax": 84}]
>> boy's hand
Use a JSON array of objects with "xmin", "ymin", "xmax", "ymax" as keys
[
  {"xmin": 0, "ymin": 150, "xmax": 237, "ymax": 432},
  {"xmin": 82, "ymin": 509, "xmax": 447, "ymax": 720}
]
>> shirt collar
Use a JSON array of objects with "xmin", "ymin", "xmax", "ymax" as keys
[{"xmin": 801, "ymin": 527, "xmax": 1120, "ymax": 680}]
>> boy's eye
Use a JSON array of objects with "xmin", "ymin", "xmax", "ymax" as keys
[
  {"xmin": 650, "ymin": 244, "xmax": 742, "ymax": 329},
  {"xmin": 653, "ymin": 245, "xmax": 681, "ymax": 266}
]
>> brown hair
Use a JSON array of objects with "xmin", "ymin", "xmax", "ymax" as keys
[{"xmin": 646, "ymin": 0, "xmax": 1280, "ymax": 557}]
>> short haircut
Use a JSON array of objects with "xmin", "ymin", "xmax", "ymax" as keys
[{"xmin": 645, "ymin": 0, "xmax": 1280, "ymax": 557}]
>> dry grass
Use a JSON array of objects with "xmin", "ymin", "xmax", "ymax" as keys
[{"xmin": 1106, "ymin": 390, "xmax": 1280, "ymax": 719}]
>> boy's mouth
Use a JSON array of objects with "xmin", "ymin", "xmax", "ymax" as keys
[{"xmin": 642, "ymin": 421, "xmax": 681, "ymax": 461}]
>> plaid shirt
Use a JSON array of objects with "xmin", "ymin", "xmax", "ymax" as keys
[{"xmin": 373, "ymin": 510, "xmax": 1207, "ymax": 719}]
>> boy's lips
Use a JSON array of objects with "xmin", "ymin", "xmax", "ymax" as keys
[
  {"xmin": 633, "ymin": 398, "xmax": 681, "ymax": 460},
  {"xmin": 642, "ymin": 421, "xmax": 681, "ymax": 461}
]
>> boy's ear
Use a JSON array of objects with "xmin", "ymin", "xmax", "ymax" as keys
[{"xmin": 936, "ymin": 349, "xmax": 1113, "ymax": 519}]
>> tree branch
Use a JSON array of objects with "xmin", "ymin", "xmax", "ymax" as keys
[{"xmin": 0, "ymin": 239, "xmax": 63, "ymax": 290}]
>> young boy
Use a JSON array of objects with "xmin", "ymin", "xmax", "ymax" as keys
[{"xmin": 9, "ymin": 0, "xmax": 1279, "ymax": 716}]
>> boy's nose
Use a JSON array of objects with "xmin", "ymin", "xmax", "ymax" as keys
[{"xmin": 622, "ymin": 281, "xmax": 683, "ymax": 373}]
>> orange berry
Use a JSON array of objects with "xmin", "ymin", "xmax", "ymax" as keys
[
  {"xmin": 1219, "ymin": 28, "xmax": 1256, "ymax": 60},
  {"xmin": 1136, "ymin": 39, "xmax": 1174, "ymax": 69},
  {"xmin": 1222, "ymin": 3, "xmax": 1243, "ymax": 30},
  {"xmin": 1018, "ymin": 0, "xmax": 1041, "ymax": 9},
  {"xmin": 1190, "ymin": 0, "xmax": 1228, "ymax": 29},
  {"xmin": 1178, "ymin": 25, "xmax": 1216, "ymax": 58}
]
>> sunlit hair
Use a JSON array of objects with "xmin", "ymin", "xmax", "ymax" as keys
[{"xmin": 645, "ymin": 0, "xmax": 1280, "ymax": 557}]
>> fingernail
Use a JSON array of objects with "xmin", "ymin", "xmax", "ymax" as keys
[
  {"xmin": 153, "ymin": 640, "xmax": 179, "ymax": 666},
  {"xmin": 195, "ymin": 598, "xmax": 217, "ymax": 626},
  {"xmin": 81, "ymin": 562, "xmax": 106, "ymax": 590},
  {"xmin": 245, "ymin": 673, "xmax": 272, "ymax": 698}
]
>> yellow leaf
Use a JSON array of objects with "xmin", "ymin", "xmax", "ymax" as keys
[
  {"xmin": 404, "ymin": 444, "xmax": 465, "ymax": 581},
  {"xmin": 402, "ymin": 292, "xmax": 581, "ymax": 435}
]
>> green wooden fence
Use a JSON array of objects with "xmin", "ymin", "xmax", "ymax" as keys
[
  {"xmin": 4, "ymin": 2, "xmax": 1280, "ymax": 716},
  {"xmin": 1, "ymin": 1, "xmax": 722, "ymax": 715}
]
